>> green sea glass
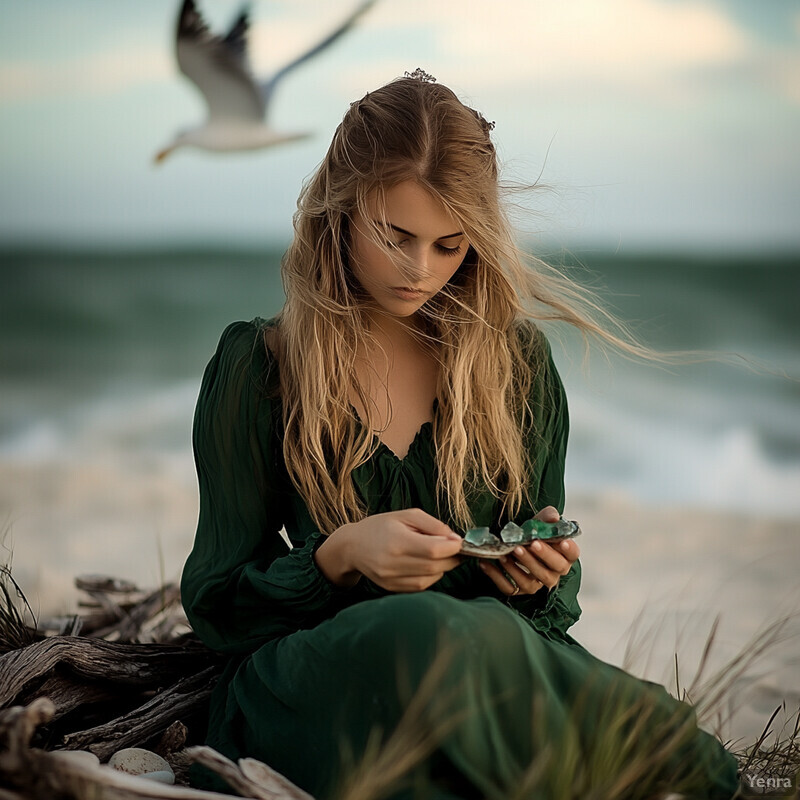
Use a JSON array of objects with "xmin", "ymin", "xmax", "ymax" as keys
[
  {"xmin": 460, "ymin": 517, "xmax": 581, "ymax": 558},
  {"xmin": 498, "ymin": 521, "xmax": 524, "ymax": 543},
  {"xmin": 463, "ymin": 527, "xmax": 502, "ymax": 547},
  {"xmin": 520, "ymin": 518, "xmax": 580, "ymax": 541}
]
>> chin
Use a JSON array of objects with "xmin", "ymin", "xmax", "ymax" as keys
[
  {"xmin": 359, "ymin": 285, "xmax": 428, "ymax": 318},
  {"xmin": 388, "ymin": 300, "xmax": 426, "ymax": 316}
]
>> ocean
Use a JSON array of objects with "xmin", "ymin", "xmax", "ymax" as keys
[{"xmin": 2, "ymin": 246, "xmax": 798, "ymax": 517}]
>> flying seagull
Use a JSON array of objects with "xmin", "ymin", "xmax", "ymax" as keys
[{"xmin": 154, "ymin": 0, "xmax": 376, "ymax": 163}]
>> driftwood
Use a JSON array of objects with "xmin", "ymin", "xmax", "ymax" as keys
[
  {"xmin": 0, "ymin": 698, "xmax": 314, "ymax": 799},
  {"xmin": 0, "ymin": 570, "xmax": 316, "ymax": 799},
  {"xmin": 60, "ymin": 667, "xmax": 218, "ymax": 760},
  {"xmin": 0, "ymin": 636, "xmax": 218, "ymax": 709}
]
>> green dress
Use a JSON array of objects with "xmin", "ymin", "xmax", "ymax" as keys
[{"xmin": 181, "ymin": 318, "xmax": 740, "ymax": 800}]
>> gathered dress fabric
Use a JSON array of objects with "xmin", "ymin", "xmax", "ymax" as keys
[{"xmin": 181, "ymin": 318, "xmax": 740, "ymax": 800}]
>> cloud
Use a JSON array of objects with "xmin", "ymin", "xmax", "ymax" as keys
[
  {"xmin": 248, "ymin": 6, "xmax": 378, "ymax": 77},
  {"xmin": 0, "ymin": 43, "xmax": 171, "ymax": 102},
  {"xmin": 754, "ymin": 49, "xmax": 800, "ymax": 104},
  {"xmin": 344, "ymin": 0, "xmax": 752, "ymax": 100},
  {"xmin": 2, "ymin": 0, "xmax": 796, "ymax": 109},
  {"xmin": 0, "ymin": 3, "xmax": 376, "ymax": 103}
]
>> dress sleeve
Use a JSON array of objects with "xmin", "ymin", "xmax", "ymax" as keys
[
  {"xmin": 180, "ymin": 321, "xmax": 353, "ymax": 655},
  {"xmin": 502, "ymin": 330, "xmax": 583, "ymax": 641}
]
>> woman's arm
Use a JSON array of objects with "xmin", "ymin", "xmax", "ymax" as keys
[
  {"xmin": 180, "ymin": 321, "xmax": 355, "ymax": 654},
  {"xmin": 471, "ymin": 324, "xmax": 583, "ymax": 640}
]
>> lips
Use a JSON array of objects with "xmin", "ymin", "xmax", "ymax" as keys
[
  {"xmin": 391, "ymin": 286, "xmax": 428, "ymax": 301},
  {"xmin": 393, "ymin": 287, "xmax": 426, "ymax": 294}
]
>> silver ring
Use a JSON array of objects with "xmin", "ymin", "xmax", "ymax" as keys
[{"xmin": 511, "ymin": 585, "xmax": 520, "ymax": 596}]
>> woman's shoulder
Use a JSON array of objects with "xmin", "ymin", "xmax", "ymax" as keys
[
  {"xmin": 208, "ymin": 316, "xmax": 281, "ymax": 394},
  {"xmin": 194, "ymin": 319, "xmax": 284, "ymax": 460},
  {"xmin": 510, "ymin": 317, "xmax": 564, "ymax": 403},
  {"xmin": 213, "ymin": 316, "xmax": 279, "ymax": 355},
  {"xmin": 511, "ymin": 317, "xmax": 552, "ymax": 361},
  {"xmin": 214, "ymin": 315, "xmax": 278, "ymax": 347}
]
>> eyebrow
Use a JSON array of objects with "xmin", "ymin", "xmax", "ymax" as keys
[{"xmin": 374, "ymin": 220, "xmax": 464, "ymax": 240}]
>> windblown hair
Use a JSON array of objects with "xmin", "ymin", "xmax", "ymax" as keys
[{"xmin": 269, "ymin": 74, "xmax": 637, "ymax": 535}]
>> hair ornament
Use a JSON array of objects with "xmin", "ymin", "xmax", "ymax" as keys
[
  {"xmin": 405, "ymin": 67, "xmax": 437, "ymax": 83},
  {"xmin": 473, "ymin": 110, "xmax": 496, "ymax": 135}
]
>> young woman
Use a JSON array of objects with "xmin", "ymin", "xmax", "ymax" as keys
[{"xmin": 181, "ymin": 71, "xmax": 741, "ymax": 799}]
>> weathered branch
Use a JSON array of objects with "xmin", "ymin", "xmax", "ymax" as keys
[
  {"xmin": 61, "ymin": 668, "xmax": 218, "ymax": 761},
  {"xmin": 186, "ymin": 747, "xmax": 314, "ymax": 800},
  {"xmin": 0, "ymin": 698, "xmax": 316, "ymax": 800},
  {"xmin": 0, "ymin": 636, "xmax": 219, "ymax": 710},
  {"xmin": 97, "ymin": 585, "xmax": 182, "ymax": 643}
]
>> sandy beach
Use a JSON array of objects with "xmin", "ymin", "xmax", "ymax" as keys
[
  {"xmin": 1, "ymin": 454, "xmax": 797, "ymax": 751},
  {"xmin": 568, "ymin": 493, "xmax": 800, "ymax": 746}
]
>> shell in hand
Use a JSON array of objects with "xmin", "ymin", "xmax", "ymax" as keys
[{"xmin": 461, "ymin": 518, "xmax": 581, "ymax": 559}]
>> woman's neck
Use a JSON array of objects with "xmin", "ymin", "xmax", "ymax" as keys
[{"xmin": 364, "ymin": 311, "xmax": 422, "ymax": 352}]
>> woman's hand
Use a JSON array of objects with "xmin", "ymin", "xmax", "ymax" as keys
[
  {"xmin": 478, "ymin": 506, "xmax": 580, "ymax": 598},
  {"xmin": 315, "ymin": 508, "xmax": 464, "ymax": 593}
]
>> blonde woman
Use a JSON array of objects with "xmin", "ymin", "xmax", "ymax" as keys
[{"xmin": 181, "ymin": 72, "xmax": 740, "ymax": 799}]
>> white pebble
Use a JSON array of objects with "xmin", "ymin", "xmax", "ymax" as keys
[
  {"xmin": 108, "ymin": 748, "xmax": 173, "ymax": 779},
  {"xmin": 140, "ymin": 770, "xmax": 175, "ymax": 784}
]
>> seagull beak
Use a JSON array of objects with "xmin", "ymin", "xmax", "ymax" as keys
[{"xmin": 153, "ymin": 147, "xmax": 172, "ymax": 165}]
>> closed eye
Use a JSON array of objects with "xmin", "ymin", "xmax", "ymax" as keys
[{"xmin": 385, "ymin": 239, "xmax": 463, "ymax": 256}]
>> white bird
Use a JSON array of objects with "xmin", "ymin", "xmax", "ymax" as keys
[{"xmin": 154, "ymin": 0, "xmax": 376, "ymax": 163}]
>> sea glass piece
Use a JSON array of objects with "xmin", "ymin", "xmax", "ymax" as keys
[
  {"xmin": 463, "ymin": 527, "xmax": 499, "ymax": 547},
  {"xmin": 499, "ymin": 521, "xmax": 525, "ymax": 543},
  {"xmin": 520, "ymin": 518, "xmax": 581, "ymax": 541}
]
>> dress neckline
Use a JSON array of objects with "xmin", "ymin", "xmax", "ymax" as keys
[
  {"xmin": 351, "ymin": 397, "xmax": 438, "ymax": 465},
  {"xmin": 374, "ymin": 420, "xmax": 433, "ymax": 464},
  {"xmin": 260, "ymin": 317, "xmax": 437, "ymax": 465}
]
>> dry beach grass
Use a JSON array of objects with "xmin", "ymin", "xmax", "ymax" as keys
[{"xmin": 0, "ymin": 559, "xmax": 798, "ymax": 799}]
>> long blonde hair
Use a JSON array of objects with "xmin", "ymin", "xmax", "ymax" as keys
[{"xmin": 269, "ymin": 73, "xmax": 637, "ymax": 535}]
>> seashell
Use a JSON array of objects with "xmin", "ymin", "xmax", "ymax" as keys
[
  {"xmin": 108, "ymin": 748, "xmax": 173, "ymax": 780},
  {"xmin": 461, "ymin": 527, "xmax": 515, "ymax": 558},
  {"xmin": 461, "ymin": 517, "xmax": 581, "ymax": 558}
]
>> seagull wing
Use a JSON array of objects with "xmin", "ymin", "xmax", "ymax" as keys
[
  {"xmin": 259, "ymin": 0, "xmax": 377, "ymax": 103},
  {"xmin": 176, "ymin": 0, "xmax": 265, "ymax": 123}
]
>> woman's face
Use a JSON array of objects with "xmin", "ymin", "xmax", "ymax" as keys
[{"xmin": 349, "ymin": 180, "xmax": 470, "ymax": 318}]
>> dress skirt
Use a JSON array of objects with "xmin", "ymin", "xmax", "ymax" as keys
[{"xmin": 195, "ymin": 592, "xmax": 739, "ymax": 800}]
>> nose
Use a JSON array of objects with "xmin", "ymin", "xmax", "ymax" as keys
[{"xmin": 404, "ymin": 242, "xmax": 429, "ymax": 280}]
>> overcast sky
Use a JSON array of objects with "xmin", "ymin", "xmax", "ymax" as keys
[{"xmin": 1, "ymin": 0, "xmax": 799, "ymax": 251}]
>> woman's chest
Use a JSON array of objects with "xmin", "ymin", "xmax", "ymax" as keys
[{"xmin": 348, "ymin": 344, "xmax": 439, "ymax": 460}]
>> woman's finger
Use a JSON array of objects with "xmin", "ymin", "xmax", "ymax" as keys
[
  {"xmin": 557, "ymin": 539, "xmax": 581, "ymax": 563},
  {"xmin": 501, "ymin": 548, "xmax": 562, "ymax": 587},
  {"xmin": 479, "ymin": 559, "xmax": 543, "ymax": 596},
  {"xmin": 501, "ymin": 558, "xmax": 546, "ymax": 593},
  {"xmin": 478, "ymin": 560, "xmax": 519, "ymax": 595},
  {"xmin": 533, "ymin": 505, "xmax": 561, "ymax": 523},
  {"xmin": 527, "ymin": 541, "xmax": 573, "ymax": 576},
  {"xmin": 500, "ymin": 552, "xmax": 558, "ymax": 591}
]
